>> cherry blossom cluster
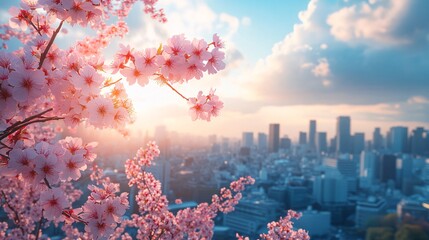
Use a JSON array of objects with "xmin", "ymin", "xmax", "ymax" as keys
[
  {"xmin": 122, "ymin": 142, "xmax": 257, "ymax": 239},
  {"xmin": 81, "ymin": 183, "xmax": 129, "ymax": 239},
  {"xmin": 5, "ymin": 137, "xmax": 96, "ymax": 183},
  {"xmin": 188, "ymin": 89, "xmax": 224, "ymax": 121},
  {"xmin": 114, "ymin": 33, "xmax": 225, "ymax": 85},
  {"xmin": 259, "ymin": 210, "xmax": 310, "ymax": 240},
  {"xmin": 235, "ymin": 210, "xmax": 310, "ymax": 240}
]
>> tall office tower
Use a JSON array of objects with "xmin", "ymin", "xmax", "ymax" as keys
[
  {"xmin": 336, "ymin": 116, "xmax": 351, "ymax": 154},
  {"xmin": 268, "ymin": 124, "xmax": 280, "ymax": 153},
  {"xmin": 242, "ymin": 132, "xmax": 254, "ymax": 148},
  {"xmin": 400, "ymin": 155, "xmax": 414, "ymax": 195},
  {"xmin": 317, "ymin": 132, "xmax": 328, "ymax": 153},
  {"xmin": 411, "ymin": 127, "xmax": 425, "ymax": 155},
  {"xmin": 386, "ymin": 130, "xmax": 392, "ymax": 150},
  {"xmin": 353, "ymin": 133, "xmax": 365, "ymax": 154},
  {"xmin": 257, "ymin": 132, "xmax": 268, "ymax": 151},
  {"xmin": 425, "ymin": 130, "xmax": 429, "ymax": 156},
  {"xmin": 309, "ymin": 120, "xmax": 317, "ymax": 150},
  {"xmin": 299, "ymin": 132, "xmax": 307, "ymax": 145},
  {"xmin": 379, "ymin": 154, "xmax": 396, "ymax": 183},
  {"xmin": 373, "ymin": 127, "xmax": 383, "ymax": 151},
  {"xmin": 390, "ymin": 126, "xmax": 408, "ymax": 153},
  {"xmin": 329, "ymin": 137, "xmax": 336, "ymax": 153},
  {"xmin": 359, "ymin": 151, "xmax": 379, "ymax": 189}
]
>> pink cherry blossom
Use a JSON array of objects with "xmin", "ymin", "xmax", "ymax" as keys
[
  {"xmin": 40, "ymin": 188, "xmax": 70, "ymax": 220},
  {"xmin": 205, "ymin": 47, "xmax": 225, "ymax": 74},
  {"xmin": 8, "ymin": 69, "xmax": 45, "ymax": 103},
  {"xmin": 60, "ymin": 152, "xmax": 86, "ymax": 181},
  {"xmin": 35, "ymin": 153, "xmax": 62, "ymax": 184},
  {"xmin": 71, "ymin": 65, "xmax": 104, "ymax": 95},
  {"xmin": 8, "ymin": 147, "xmax": 37, "ymax": 174},
  {"xmin": 164, "ymin": 34, "xmax": 191, "ymax": 56},
  {"xmin": 86, "ymin": 97, "xmax": 114, "ymax": 127}
]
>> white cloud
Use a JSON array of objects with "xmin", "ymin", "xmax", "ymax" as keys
[
  {"xmin": 327, "ymin": 0, "xmax": 429, "ymax": 47},
  {"xmin": 408, "ymin": 96, "xmax": 429, "ymax": 104},
  {"xmin": 311, "ymin": 58, "xmax": 330, "ymax": 77},
  {"xmin": 243, "ymin": 0, "xmax": 429, "ymax": 108}
]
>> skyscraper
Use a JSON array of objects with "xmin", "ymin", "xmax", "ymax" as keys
[
  {"xmin": 299, "ymin": 132, "xmax": 307, "ymax": 145},
  {"xmin": 353, "ymin": 133, "xmax": 365, "ymax": 154},
  {"xmin": 390, "ymin": 126, "xmax": 408, "ymax": 153},
  {"xmin": 359, "ymin": 151, "xmax": 379, "ymax": 189},
  {"xmin": 336, "ymin": 116, "xmax": 351, "ymax": 154},
  {"xmin": 317, "ymin": 132, "xmax": 328, "ymax": 153},
  {"xmin": 268, "ymin": 124, "xmax": 280, "ymax": 153},
  {"xmin": 380, "ymin": 154, "xmax": 396, "ymax": 183},
  {"xmin": 372, "ymin": 127, "xmax": 383, "ymax": 151},
  {"xmin": 257, "ymin": 132, "xmax": 268, "ymax": 151},
  {"xmin": 242, "ymin": 132, "xmax": 254, "ymax": 148},
  {"xmin": 411, "ymin": 127, "xmax": 425, "ymax": 155},
  {"xmin": 309, "ymin": 120, "xmax": 317, "ymax": 150}
]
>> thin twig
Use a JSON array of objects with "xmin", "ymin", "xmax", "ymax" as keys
[
  {"xmin": 43, "ymin": 178, "xmax": 52, "ymax": 189},
  {"xmin": 102, "ymin": 78, "xmax": 123, "ymax": 89},
  {"xmin": 1, "ymin": 191, "xmax": 25, "ymax": 234},
  {"xmin": 163, "ymin": 81, "xmax": 189, "ymax": 101},
  {"xmin": 0, "ymin": 116, "xmax": 64, "ymax": 141},
  {"xmin": 34, "ymin": 212, "xmax": 44, "ymax": 240},
  {"xmin": 26, "ymin": 18, "xmax": 42, "ymax": 36},
  {"xmin": 38, "ymin": 20, "xmax": 64, "ymax": 69}
]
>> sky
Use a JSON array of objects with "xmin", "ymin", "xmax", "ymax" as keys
[{"xmin": 2, "ymin": 0, "xmax": 429, "ymax": 142}]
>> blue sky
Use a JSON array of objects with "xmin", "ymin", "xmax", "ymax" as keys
[{"xmin": 1, "ymin": 0, "xmax": 428, "ymax": 140}]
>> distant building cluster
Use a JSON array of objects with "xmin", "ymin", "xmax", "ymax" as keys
[{"xmin": 22, "ymin": 120, "xmax": 428, "ymax": 239}]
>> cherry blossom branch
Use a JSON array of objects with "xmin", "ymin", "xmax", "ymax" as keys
[
  {"xmin": 61, "ymin": 210, "xmax": 88, "ymax": 225},
  {"xmin": 43, "ymin": 178, "xmax": 52, "ymax": 189},
  {"xmin": 0, "ymin": 108, "xmax": 64, "ymax": 141},
  {"xmin": 163, "ymin": 81, "xmax": 189, "ymax": 101},
  {"xmin": 38, "ymin": 20, "xmax": 64, "ymax": 69},
  {"xmin": 34, "ymin": 212, "xmax": 44, "ymax": 240},
  {"xmin": 1, "ymin": 190, "xmax": 24, "ymax": 234},
  {"xmin": 101, "ymin": 78, "xmax": 122, "ymax": 89},
  {"xmin": 25, "ymin": 17, "xmax": 42, "ymax": 36}
]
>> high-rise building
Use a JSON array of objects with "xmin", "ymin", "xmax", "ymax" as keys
[
  {"xmin": 379, "ymin": 154, "xmax": 396, "ymax": 183},
  {"xmin": 268, "ymin": 124, "xmax": 280, "ymax": 153},
  {"xmin": 316, "ymin": 132, "xmax": 328, "ymax": 153},
  {"xmin": 356, "ymin": 197, "xmax": 387, "ymax": 228},
  {"xmin": 400, "ymin": 155, "xmax": 414, "ymax": 195},
  {"xmin": 242, "ymin": 132, "xmax": 254, "ymax": 148},
  {"xmin": 390, "ymin": 126, "xmax": 408, "ymax": 153},
  {"xmin": 299, "ymin": 132, "xmax": 307, "ymax": 145},
  {"xmin": 359, "ymin": 151, "xmax": 379, "ymax": 189},
  {"xmin": 336, "ymin": 116, "xmax": 351, "ymax": 154},
  {"xmin": 373, "ymin": 127, "xmax": 383, "ymax": 151},
  {"xmin": 309, "ymin": 120, "xmax": 317, "ymax": 150},
  {"xmin": 353, "ymin": 133, "xmax": 365, "ymax": 154},
  {"xmin": 257, "ymin": 132, "xmax": 267, "ymax": 151},
  {"xmin": 411, "ymin": 127, "xmax": 425, "ymax": 156}
]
